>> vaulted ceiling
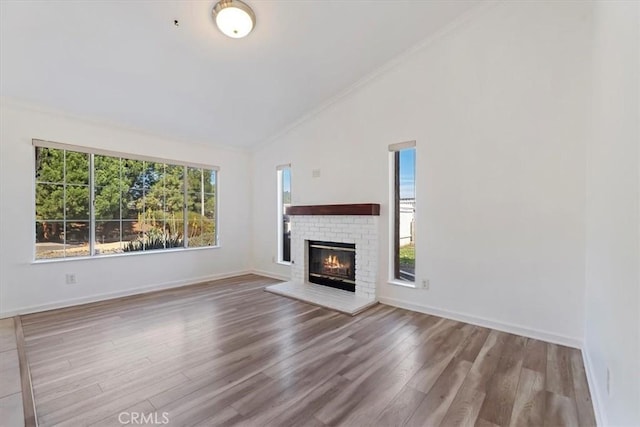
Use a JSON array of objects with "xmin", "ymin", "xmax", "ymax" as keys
[{"xmin": 1, "ymin": 0, "xmax": 480, "ymax": 148}]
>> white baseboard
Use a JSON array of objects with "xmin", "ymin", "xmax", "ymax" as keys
[
  {"xmin": 582, "ymin": 346, "xmax": 606, "ymax": 426},
  {"xmin": 251, "ymin": 269, "xmax": 290, "ymax": 282},
  {"xmin": 378, "ymin": 296, "xmax": 583, "ymax": 349},
  {"xmin": 0, "ymin": 270, "xmax": 252, "ymax": 318}
]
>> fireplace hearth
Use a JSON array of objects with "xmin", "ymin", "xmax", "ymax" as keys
[{"xmin": 308, "ymin": 240, "xmax": 356, "ymax": 292}]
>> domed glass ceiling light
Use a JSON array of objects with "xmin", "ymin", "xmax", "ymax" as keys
[{"xmin": 212, "ymin": 0, "xmax": 256, "ymax": 39}]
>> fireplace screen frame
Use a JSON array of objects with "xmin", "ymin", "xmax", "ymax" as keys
[{"xmin": 308, "ymin": 240, "xmax": 356, "ymax": 292}]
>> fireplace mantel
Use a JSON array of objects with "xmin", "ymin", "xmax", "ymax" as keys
[{"xmin": 286, "ymin": 203, "xmax": 380, "ymax": 216}]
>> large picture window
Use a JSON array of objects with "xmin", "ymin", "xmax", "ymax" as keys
[
  {"xmin": 390, "ymin": 142, "xmax": 416, "ymax": 282},
  {"xmin": 35, "ymin": 140, "xmax": 218, "ymax": 260},
  {"xmin": 277, "ymin": 165, "xmax": 291, "ymax": 263}
]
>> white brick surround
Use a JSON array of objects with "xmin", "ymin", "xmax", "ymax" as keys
[{"xmin": 290, "ymin": 215, "xmax": 379, "ymax": 299}]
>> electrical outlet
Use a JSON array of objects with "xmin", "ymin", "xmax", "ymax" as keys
[
  {"xmin": 607, "ymin": 367, "xmax": 612, "ymax": 396},
  {"xmin": 312, "ymin": 169, "xmax": 321, "ymax": 178},
  {"xmin": 65, "ymin": 273, "xmax": 77, "ymax": 285},
  {"xmin": 421, "ymin": 279, "xmax": 430, "ymax": 290}
]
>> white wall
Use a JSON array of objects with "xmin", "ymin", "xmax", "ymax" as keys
[
  {"xmin": 252, "ymin": 1, "xmax": 593, "ymax": 345},
  {"xmin": 0, "ymin": 100, "xmax": 252, "ymax": 316},
  {"xmin": 584, "ymin": 2, "xmax": 640, "ymax": 426}
]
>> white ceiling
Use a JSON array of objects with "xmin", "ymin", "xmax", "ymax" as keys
[{"xmin": 1, "ymin": 0, "xmax": 479, "ymax": 148}]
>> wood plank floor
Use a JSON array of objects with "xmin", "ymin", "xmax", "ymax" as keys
[
  {"xmin": 20, "ymin": 274, "xmax": 596, "ymax": 427},
  {"xmin": 0, "ymin": 317, "xmax": 26, "ymax": 427}
]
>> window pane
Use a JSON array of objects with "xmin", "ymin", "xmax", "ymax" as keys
[
  {"xmin": 163, "ymin": 208, "xmax": 183, "ymax": 239},
  {"xmin": 141, "ymin": 161, "xmax": 160, "ymax": 193},
  {"xmin": 35, "ymin": 221, "xmax": 64, "ymax": 259},
  {"xmin": 163, "ymin": 165, "xmax": 184, "ymax": 238},
  {"xmin": 186, "ymin": 167, "xmax": 216, "ymax": 248},
  {"xmin": 122, "ymin": 158, "xmax": 145, "ymax": 220},
  {"xmin": 187, "ymin": 190, "xmax": 205, "ymax": 247},
  {"xmin": 122, "ymin": 158, "xmax": 145, "ymax": 189},
  {"xmin": 124, "ymin": 187, "xmax": 144, "ymax": 220},
  {"xmin": 95, "ymin": 155, "xmax": 121, "ymax": 186},
  {"xmin": 36, "ymin": 184, "xmax": 64, "ymax": 220},
  {"xmin": 65, "ymin": 185, "xmax": 90, "ymax": 220},
  {"xmin": 187, "ymin": 166, "xmax": 203, "ymax": 247},
  {"xmin": 204, "ymin": 193, "xmax": 215, "ymax": 221},
  {"xmin": 141, "ymin": 163, "xmax": 181, "ymax": 250},
  {"xmin": 395, "ymin": 148, "xmax": 415, "ymax": 281},
  {"xmin": 95, "ymin": 186, "xmax": 119, "ymax": 220},
  {"xmin": 163, "ymin": 165, "xmax": 184, "ymax": 212},
  {"xmin": 65, "ymin": 151, "xmax": 89, "ymax": 185},
  {"xmin": 95, "ymin": 221, "xmax": 122, "ymax": 255},
  {"xmin": 203, "ymin": 169, "xmax": 216, "ymax": 194},
  {"xmin": 121, "ymin": 220, "xmax": 143, "ymax": 252},
  {"xmin": 35, "ymin": 147, "xmax": 64, "ymax": 184},
  {"xmin": 282, "ymin": 168, "xmax": 291, "ymax": 204},
  {"xmin": 139, "ymin": 161, "xmax": 160, "ymax": 241},
  {"xmin": 65, "ymin": 222, "xmax": 90, "ymax": 257},
  {"xmin": 201, "ymin": 193, "xmax": 216, "ymax": 246},
  {"xmin": 95, "ymin": 155, "xmax": 122, "ymax": 220},
  {"xmin": 280, "ymin": 167, "xmax": 291, "ymax": 262},
  {"xmin": 187, "ymin": 167, "xmax": 202, "ymax": 194}
]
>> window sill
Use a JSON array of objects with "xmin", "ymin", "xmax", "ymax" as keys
[
  {"xmin": 387, "ymin": 279, "xmax": 416, "ymax": 289},
  {"xmin": 276, "ymin": 261, "xmax": 292, "ymax": 266},
  {"xmin": 32, "ymin": 245, "xmax": 221, "ymax": 264}
]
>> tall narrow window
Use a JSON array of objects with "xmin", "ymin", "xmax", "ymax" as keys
[
  {"xmin": 390, "ymin": 142, "xmax": 416, "ymax": 282},
  {"xmin": 277, "ymin": 165, "xmax": 292, "ymax": 263},
  {"xmin": 186, "ymin": 167, "xmax": 217, "ymax": 248}
]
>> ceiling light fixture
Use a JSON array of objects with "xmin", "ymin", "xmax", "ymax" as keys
[{"xmin": 212, "ymin": 0, "xmax": 256, "ymax": 39}]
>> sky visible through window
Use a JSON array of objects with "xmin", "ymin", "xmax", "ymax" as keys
[
  {"xmin": 399, "ymin": 148, "xmax": 416, "ymax": 198},
  {"xmin": 282, "ymin": 168, "xmax": 291, "ymax": 193}
]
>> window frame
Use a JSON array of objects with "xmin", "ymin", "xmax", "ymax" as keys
[
  {"xmin": 388, "ymin": 141, "xmax": 416, "ymax": 286},
  {"xmin": 276, "ymin": 164, "xmax": 292, "ymax": 265},
  {"xmin": 33, "ymin": 139, "xmax": 220, "ymax": 262}
]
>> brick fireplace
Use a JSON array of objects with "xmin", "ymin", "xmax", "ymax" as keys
[{"xmin": 265, "ymin": 204, "xmax": 380, "ymax": 315}]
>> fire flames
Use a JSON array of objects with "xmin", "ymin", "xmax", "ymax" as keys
[
  {"xmin": 323, "ymin": 254, "xmax": 350, "ymax": 276},
  {"xmin": 324, "ymin": 255, "xmax": 343, "ymax": 269}
]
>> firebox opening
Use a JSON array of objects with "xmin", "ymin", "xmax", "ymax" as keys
[{"xmin": 308, "ymin": 240, "xmax": 356, "ymax": 292}]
